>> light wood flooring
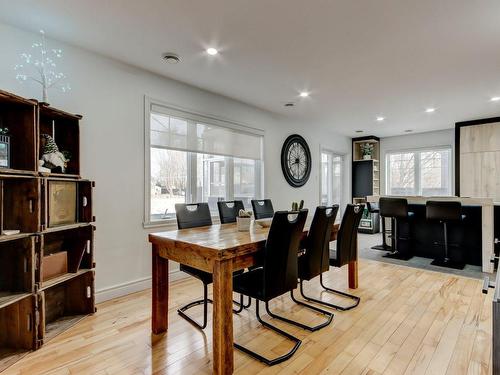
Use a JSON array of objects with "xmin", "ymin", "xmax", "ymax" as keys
[{"xmin": 3, "ymin": 259, "xmax": 493, "ymax": 375}]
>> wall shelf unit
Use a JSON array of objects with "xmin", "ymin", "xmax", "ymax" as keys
[
  {"xmin": 0, "ymin": 89, "xmax": 95, "ymax": 371},
  {"xmin": 352, "ymin": 136, "xmax": 380, "ymax": 233}
]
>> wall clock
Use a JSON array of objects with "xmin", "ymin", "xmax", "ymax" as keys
[{"xmin": 281, "ymin": 134, "xmax": 312, "ymax": 187}]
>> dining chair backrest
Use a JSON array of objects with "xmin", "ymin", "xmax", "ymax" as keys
[
  {"xmin": 301, "ymin": 205, "xmax": 339, "ymax": 280},
  {"xmin": 217, "ymin": 200, "xmax": 245, "ymax": 224},
  {"xmin": 251, "ymin": 199, "xmax": 274, "ymax": 219},
  {"xmin": 335, "ymin": 204, "xmax": 364, "ymax": 267},
  {"xmin": 263, "ymin": 209, "xmax": 308, "ymax": 300},
  {"xmin": 175, "ymin": 203, "xmax": 212, "ymax": 229}
]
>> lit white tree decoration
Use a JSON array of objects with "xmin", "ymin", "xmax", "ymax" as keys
[{"xmin": 14, "ymin": 30, "xmax": 70, "ymax": 103}]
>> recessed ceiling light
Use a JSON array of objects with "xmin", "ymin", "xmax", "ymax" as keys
[
  {"xmin": 491, "ymin": 97, "xmax": 500, "ymax": 102},
  {"xmin": 162, "ymin": 52, "xmax": 180, "ymax": 64},
  {"xmin": 425, "ymin": 108, "xmax": 436, "ymax": 113},
  {"xmin": 376, "ymin": 116, "xmax": 385, "ymax": 122},
  {"xmin": 206, "ymin": 47, "xmax": 218, "ymax": 56},
  {"xmin": 299, "ymin": 92, "xmax": 309, "ymax": 98}
]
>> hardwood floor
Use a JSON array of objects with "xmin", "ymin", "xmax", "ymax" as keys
[{"xmin": 2, "ymin": 259, "xmax": 493, "ymax": 375}]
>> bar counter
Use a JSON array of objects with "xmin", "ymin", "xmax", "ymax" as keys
[{"xmin": 366, "ymin": 196, "xmax": 495, "ymax": 273}]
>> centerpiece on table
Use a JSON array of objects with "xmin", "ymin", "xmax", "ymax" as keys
[{"xmin": 236, "ymin": 209, "xmax": 253, "ymax": 231}]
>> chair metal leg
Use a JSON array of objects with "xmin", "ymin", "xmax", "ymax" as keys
[
  {"xmin": 298, "ymin": 275, "xmax": 360, "ymax": 311},
  {"xmin": 287, "ymin": 290, "xmax": 334, "ymax": 331},
  {"xmin": 177, "ymin": 282, "xmax": 212, "ymax": 329},
  {"xmin": 234, "ymin": 300, "xmax": 302, "ymax": 366},
  {"xmin": 179, "ymin": 283, "xmax": 249, "ymax": 327}
]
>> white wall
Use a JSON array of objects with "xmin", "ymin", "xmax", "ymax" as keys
[
  {"xmin": 379, "ymin": 129, "xmax": 455, "ymax": 194},
  {"xmin": 0, "ymin": 23, "xmax": 351, "ymax": 301}
]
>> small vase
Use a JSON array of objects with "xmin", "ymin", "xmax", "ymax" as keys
[
  {"xmin": 236, "ymin": 217, "xmax": 251, "ymax": 231},
  {"xmin": 363, "ymin": 154, "xmax": 372, "ymax": 160}
]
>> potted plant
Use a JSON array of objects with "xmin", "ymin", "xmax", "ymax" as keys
[
  {"xmin": 236, "ymin": 209, "xmax": 252, "ymax": 231},
  {"xmin": 360, "ymin": 142, "xmax": 374, "ymax": 160}
]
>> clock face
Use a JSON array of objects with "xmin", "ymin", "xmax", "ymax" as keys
[{"xmin": 281, "ymin": 134, "xmax": 311, "ymax": 187}]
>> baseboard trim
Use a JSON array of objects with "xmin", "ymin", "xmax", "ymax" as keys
[{"xmin": 95, "ymin": 269, "xmax": 188, "ymax": 303}]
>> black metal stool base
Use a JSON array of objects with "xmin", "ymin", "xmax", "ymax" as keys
[
  {"xmin": 431, "ymin": 257, "xmax": 465, "ymax": 270},
  {"xmin": 234, "ymin": 300, "xmax": 301, "ymax": 366},
  {"xmin": 383, "ymin": 251, "xmax": 413, "ymax": 261},
  {"xmin": 371, "ymin": 244, "xmax": 392, "ymax": 251}
]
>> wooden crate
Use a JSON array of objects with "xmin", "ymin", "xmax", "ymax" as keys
[
  {"xmin": 41, "ymin": 178, "xmax": 94, "ymax": 230},
  {"xmin": 37, "ymin": 225, "xmax": 95, "ymax": 289},
  {"xmin": 0, "ymin": 91, "xmax": 38, "ymax": 175},
  {"xmin": 38, "ymin": 104, "xmax": 81, "ymax": 177},
  {"xmin": 0, "ymin": 295, "xmax": 37, "ymax": 372},
  {"xmin": 38, "ymin": 270, "xmax": 95, "ymax": 344},
  {"xmin": 0, "ymin": 236, "xmax": 37, "ymax": 309},
  {"xmin": 1, "ymin": 175, "xmax": 41, "ymax": 238}
]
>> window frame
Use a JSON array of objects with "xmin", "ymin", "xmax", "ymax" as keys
[
  {"xmin": 319, "ymin": 147, "xmax": 345, "ymax": 217},
  {"xmin": 384, "ymin": 145, "xmax": 453, "ymax": 197},
  {"xmin": 144, "ymin": 96, "xmax": 265, "ymax": 228}
]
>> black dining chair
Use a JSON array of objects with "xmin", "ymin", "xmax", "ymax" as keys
[
  {"xmin": 233, "ymin": 209, "xmax": 307, "ymax": 366},
  {"xmin": 299, "ymin": 204, "xmax": 363, "ymax": 311},
  {"xmin": 251, "ymin": 199, "xmax": 274, "ymax": 219},
  {"xmin": 217, "ymin": 200, "xmax": 245, "ymax": 224},
  {"xmin": 175, "ymin": 203, "xmax": 246, "ymax": 329}
]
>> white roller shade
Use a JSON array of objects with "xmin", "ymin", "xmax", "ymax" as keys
[{"xmin": 150, "ymin": 104, "xmax": 263, "ymax": 160}]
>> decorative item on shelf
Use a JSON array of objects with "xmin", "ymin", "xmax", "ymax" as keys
[
  {"xmin": 14, "ymin": 29, "xmax": 71, "ymax": 103},
  {"xmin": 48, "ymin": 180, "xmax": 77, "ymax": 227},
  {"xmin": 291, "ymin": 200, "xmax": 304, "ymax": 211},
  {"xmin": 0, "ymin": 127, "xmax": 10, "ymax": 168},
  {"xmin": 2, "ymin": 229, "xmax": 20, "ymax": 236},
  {"xmin": 236, "ymin": 209, "xmax": 252, "ymax": 231},
  {"xmin": 40, "ymin": 133, "xmax": 69, "ymax": 173},
  {"xmin": 42, "ymin": 251, "xmax": 68, "ymax": 281},
  {"xmin": 360, "ymin": 142, "xmax": 374, "ymax": 160}
]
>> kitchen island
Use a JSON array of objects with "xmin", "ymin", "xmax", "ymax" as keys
[{"xmin": 366, "ymin": 195, "xmax": 495, "ymax": 273}]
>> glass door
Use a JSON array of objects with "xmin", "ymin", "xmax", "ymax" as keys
[{"xmin": 321, "ymin": 150, "xmax": 343, "ymax": 218}]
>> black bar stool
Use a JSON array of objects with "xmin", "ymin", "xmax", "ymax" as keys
[
  {"xmin": 367, "ymin": 201, "xmax": 390, "ymax": 251},
  {"xmin": 426, "ymin": 200, "xmax": 466, "ymax": 270},
  {"xmin": 379, "ymin": 197, "xmax": 414, "ymax": 260}
]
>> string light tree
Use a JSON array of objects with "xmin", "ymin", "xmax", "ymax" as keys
[{"xmin": 14, "ymin": 29, "xmax": 70, "ymax": 103}]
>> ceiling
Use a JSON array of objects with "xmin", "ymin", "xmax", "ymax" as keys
[{"xmin": 1, "ymin": 0, "xmax": 500, "ymax": 137}]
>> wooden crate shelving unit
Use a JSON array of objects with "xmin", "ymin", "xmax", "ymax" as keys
[
  {"xmin": 0, "ymin": 91, "xmax": 38, "ymax": 175},
  {"xmin": 352, "ymin": 136, "xmax": 381, "ymax": 233},
  {"xmin": 0, "ymin": 294, "xmax": 38, "ymax": 372},
  {"xmin": 37, "ymin": 224, "xmax": 95, "ymax": 289},
  {"xmin": 38, "ymin": 270, "xmax": 95, "ymax": 344},
  {"xmin": 0, "ymin": 89, "xmax": 95, "ymax": 371},
  {"xmin": 38, "ymin": 104, "xmax": 81, "ymax": 178}
]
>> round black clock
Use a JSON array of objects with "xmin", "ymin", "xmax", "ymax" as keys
[{"xmin": 281, "ymin": 134, "xmax": 312, "ymax": 187}]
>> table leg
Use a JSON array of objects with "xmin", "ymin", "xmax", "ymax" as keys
[
  {"xmin": 348, "ymin": 260, "xmax": 358, "ymax": 289},
  {"xmin": 212, "ymin": 259, "xmax": 234, "ymax": 375},
  {"xmin": 152, "ymin": 244, "xmax": 169, "ymax": 334},
  {"xmin": 348, "ymin": 239, "xmax": 359, "ymax": 289}
]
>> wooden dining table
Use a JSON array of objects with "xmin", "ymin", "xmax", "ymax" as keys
[{"xmin": 149, "ymin": 220, "xmax": 358, "ymax": 375}]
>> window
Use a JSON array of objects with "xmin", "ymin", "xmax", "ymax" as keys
[
  {"xmin": 385, "ymin": 148, "xmax": 452, "ymax": 196},
  {"xmin": 146, "ymin": 99, "xmax": 264, "ymax": 224},
  {"xmin": 320, "ymin": 150, "xmax": 343, "ymax": 216}
]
